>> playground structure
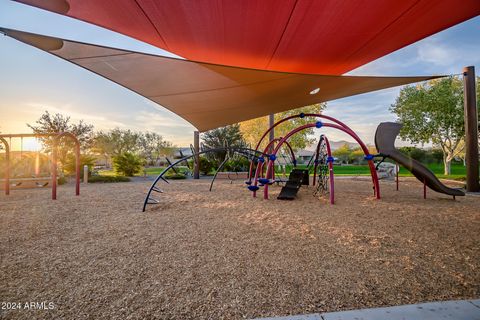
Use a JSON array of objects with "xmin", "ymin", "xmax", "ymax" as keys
[
  {"xmin": 143, "ymin": 114, "xmax": 380, "ymax": 211},
  {"xmin": 0, "ymin": 133, "xmax": 81, "ymax": 200},
  {"xmin": 248, "ymin": 113, "xmax": 379, "ymax": 201},
  {"xmin": 142, "ymin": 114, "xmax": 354, "ymax": 211},
  {"xmin": 248, "ymin": 132, "xmax": 335, "ymax": 203},
  {"xmin": 142, "ymin": 113, "xmax": 468, "ymax": 212},
  {"xmin": 142, "ymin": 144, "xmax": 304, "ymax": 212}
]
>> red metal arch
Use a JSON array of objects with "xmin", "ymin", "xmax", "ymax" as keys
[
  {"xmin": 249, "ymin": 113, "xmax": 366, "ymax": 178},
  {"xmin": 249, "ymin": 137, "xmax": 297, "ymax": 197},
  {"xmin": 256, "ymin": 122, "xmax": 380, "ymax": 200},
  {"xmin": 253, "ymin": 113, "xmax": 363, "ymax": 151},
  {"xmin": 0, "ymin": 137, "xmax": 10, "ymax": 195},
  {"xmin": 261, "ymin": 138, "xmax": 296, "ymax": 178}
]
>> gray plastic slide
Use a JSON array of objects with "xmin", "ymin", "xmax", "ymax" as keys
[{"xmin": 375, "ymin": 122, "xmax": 465, "ymax": 197}]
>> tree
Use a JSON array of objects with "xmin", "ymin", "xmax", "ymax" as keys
[
  {"xmin": 398, "ymin": 146, "xmax": 427, "ymax": 162},
  {"xmin": 201, "ymin": 124, "xmax": 247, "ymax": 165},
  {"xmin": 349, "ymin": 148, "xmax": 366, "ymax": 164},
  {"xmin": 27, "ymin": 111, "xmax": 94, "ymax": 173},
  {"xmin": 198, "ymin": 157, "xmax": 215, "ymax": 175},
  {"xmin": 138, "ymin": 132, "xmax": 172, "ymax": 166},
  {"xmin": 333, "ymin": 143, "xmax": 353, "ymax": 164},
  {"xmin": 95, "ymin": 128, "xmax": 141, "ymax": 156},
  {"xmin": 239, "ymin": 103, "xmax": 327, "ymax": 151},
  {"xmin": 390, "ymin": 77, "xmax": 472, "ymax": 175},
  {"xmin": 64, "ymin": 153, "xmax": 97, "ymax": 176},
  {"xmin": 112, "ymin": 152, "xmax": 143, "ymax": 176},
  {"xmin": 92, "ymin": 128, "xmax": 142, "ymax": 167},
  {"xmin": 90, "ymin": 132, "xmax": 115, "ymax": 168}
]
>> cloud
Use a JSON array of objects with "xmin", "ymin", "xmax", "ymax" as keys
[
  {"xmin": 25, "ymin": 102, "xmax": 105, "ymax": 121},
  {"xmin": 129, "ymin": 110, "xmax": 195, "ymax": 146},
  {"xmin": 134, "ymin": 110, "xmax": 192, "ymax": 129},
  {"xmin": 320, "ymin": 86, "xmax": 403, "ymax": 145},
  {"xmin": 348, "ymin": 17, "xmax": 480, "ymax": 77},
  {"xmin": 417, "ymin": 40, "xmax": 452, "ymax": 67},
  {"xmin": 347, "ymin": 53, "xmax": 419, "ymax": 76},
  {"xmin": 416, "ymin": 40, "xmax": 480, "ymax": 74},
  {"xmin": 23, "ymin": 102, "xmax": 128, "ymax": 129}
]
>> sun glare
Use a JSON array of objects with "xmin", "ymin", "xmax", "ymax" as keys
[{"xmin": 21, "ymin": 138, "xmax": 43, "ymax": 152}]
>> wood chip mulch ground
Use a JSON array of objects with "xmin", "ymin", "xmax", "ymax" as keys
[{"xmin": 1, "ymin": 177, "xmax": 479, "ymax": 319}]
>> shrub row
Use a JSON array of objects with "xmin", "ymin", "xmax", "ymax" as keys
[{"xmin": 88, "ymin": 175, "xmax": 130, "ymax": 183}]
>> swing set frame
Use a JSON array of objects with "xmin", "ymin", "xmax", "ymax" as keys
[{"xmin": 0, "ymin": 132, "xmax": 80, "ymax": 199}]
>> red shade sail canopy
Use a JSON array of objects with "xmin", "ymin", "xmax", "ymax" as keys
[{"xmin": 15, "ymin": 0, "xmax": 480, "ymax": 74}]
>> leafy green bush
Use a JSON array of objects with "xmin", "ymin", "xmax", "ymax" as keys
[
  {"xmin": 199, "ymin": 157, "xmax": 215, "ymax": 175},
  {"xmin": 64, "ymin": 153, "xmax": 97, "ymax": 176},
  {"xmin": 187, "ymin": 159, "xmax": 194, "ymax": 169},
  {"xmin": 165, "ymin": 173, "xmax": 187, "ymax": 180},
  {"xmin": 398, "ymin": 147, "xmax": 446, "ymax": 164},
  {"xmin": 224, "ymin": 157, "xmax": 250, "ymax": 171},
  {"xmin": 201, "ymin": 124, "xmax": 247, "ymax": 164},
  {"xmin": 429, "ymin": 148, "xmax": 444, "ymax": 163},
  {"xmin": 58, "ymin": 176, "xmax": 67, "ymax": 185},
  {"xmin": 113, "ymin": 152, "xmax": 144, "ymax": 176},
  {"xmin": 183, "ymin": 157, "xmax": 215, "ymax": 175},
  {"xmin": 398, "ymin": 147, "xmax": 427, "ymax": 162},
  {"xmin": 88, "ymin": 175, "xmax": 130, "ymax": 183}
]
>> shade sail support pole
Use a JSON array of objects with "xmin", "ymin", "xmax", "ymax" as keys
[
  {"xmin": 269, "ymin": 114, "xmax": 275, "ymax": 148},
  {"xmin": 194, "ymin": 131, "xmax": 200, "ymax": 179},
  {"xmin": 463, "ymin": 66, "xmax": 479, "ymax": 192}
]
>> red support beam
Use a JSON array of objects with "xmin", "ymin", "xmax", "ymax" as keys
[{"xmin": 0, "ymin": 137, "xmax": 10, "ymax": 195}]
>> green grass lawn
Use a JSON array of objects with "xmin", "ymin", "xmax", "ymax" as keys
[
  {"xmin": 98, "ymin": 166, "xmax": 186, "ymax": 177},
  {"xmin": 330, "ymin": 163, "xmax": 466, "ymax": 180},
  {"xmin": 279, "ymin": 162, "xmax": 467, "ymax": 180},
  {"xmin": 144, "ymin": 167, "xmax": 167, "ymax": 175},
  {"xmin": 99, "ymin": 163, "xmax": 468, "ymax": 181},
  {"xmin": 96, "ymin": 169, "xmax": 118, "ymax": 177}
]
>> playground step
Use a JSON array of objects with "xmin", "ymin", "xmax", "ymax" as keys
[
  {"xmin": 147, "ymin": 197, "xmax": 160, "ymax": 204},
  {"xmin": 152, "ymin": 186, "xmax": 163, "ymax": 193},
  {"xmin": 277, "ymin": 186, "xmax": 299, "ymax": 200},
  {"xmin": 277, "ymin": 169, "xmax": 307, "ymax": 200}
]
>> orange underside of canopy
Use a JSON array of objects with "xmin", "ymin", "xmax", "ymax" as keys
[
  {"xmin": 14, "ymin": 0, "xmax": 480, "ymax": 74},
  {"xmin": 3, "ymin": 29, "xmax": 442, "ymax": 131}
]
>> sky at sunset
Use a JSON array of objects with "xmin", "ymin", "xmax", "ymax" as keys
[{"xmin": 1, "ymin": 0, "xmax": 479, "ymax": 148}]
